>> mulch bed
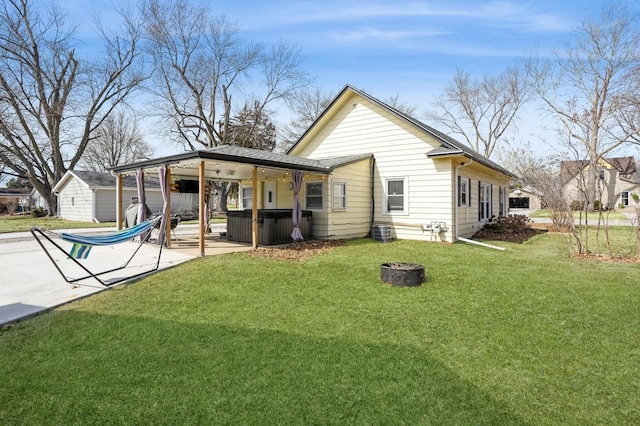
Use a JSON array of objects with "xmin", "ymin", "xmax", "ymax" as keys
[
  {"xmin": 472, "ymin": 215, "xmax": 545, "ymax": 244},
  {"xmin": 246, "ymin": 239, "xmax": 344, "ymax": 261}
]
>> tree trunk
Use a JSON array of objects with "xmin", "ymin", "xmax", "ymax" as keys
[{"xmin": 46, "ymin": 193, "xmax": 57, "ymax": 217}]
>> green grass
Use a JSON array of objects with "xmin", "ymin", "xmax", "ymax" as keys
[
  {"xmin": 0, "ymin": 215, "xmax": 115, "ymax": 233},
  {"xmin": 1, "ymin": 235, "xmax": 639, "ymax": 424},
  {"xmin": 529, "ymin": 209, "xmax": 628, "ymax": 221},
  {"xmin": 0, "ymin": 215, "xmax": 226, "ymax": 233}
]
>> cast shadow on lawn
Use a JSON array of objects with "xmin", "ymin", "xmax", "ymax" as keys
[{"xmin": 1, "ymin": 310, "xmax": 527, "ymax": 425}]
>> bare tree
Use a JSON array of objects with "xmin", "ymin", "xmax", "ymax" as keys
[
  {"xmin": 384, "ymin": 94, "xmax": 418, "ymax": 116},
  {"xmin": 81, "ymin": 111, "xmax": 153, "ymax": 172},
  {"xmin": 141, "ymin": 0, "xmax": 311, "ymax": 150},
  {"xmin": 529, "ymin": 3, "xmax": 640, "ymax": 212},
  {"xmin": 278, "ymin": 87, "xmax": 334, "ymax": 151},
  {"xmin": 141, "ymin": 0, "xmax": 311, "ymax": 211},
  {"xmin": 0, "ymin": 0, "xmax": 146, "ymax": 213},
  {"xmin": 225, "ymin": 101, "xmax": 276, "ymax": 151},
  {"xmin": 426, "ymin": 65, "xmax": 531, "ymax": 158}
]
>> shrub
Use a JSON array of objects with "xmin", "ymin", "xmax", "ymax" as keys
[{"xmin": 30, "ymin": 207, "xmax": 48, "ymax": 218}]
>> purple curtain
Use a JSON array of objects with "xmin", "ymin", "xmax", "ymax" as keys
[
  {"xmin": 157, "ymin": 166, "xmax": 169, "ymax": 246},
  {"xmin": 135, "ymin": 170, "xmax": 148, "ymax": 241},
  {"xmin": 291, "ymin": 171, "xmax": 303, "ymax": 241},
  {"xmin": 136, "ymin": 170, "xmax": 146, "ymax": 225}
]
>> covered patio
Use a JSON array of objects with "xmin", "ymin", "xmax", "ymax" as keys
[{"xmin": 110, "ymin": 145, "xmax": 333, "ymax": 256}]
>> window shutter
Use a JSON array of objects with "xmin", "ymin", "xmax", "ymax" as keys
[
  {"xmin": 490, "ymin": 183, "xmax": 493, "ymax": 218},
  {"xmin": 478, "ymin": 180, "xmax": 482, "ymax": 221},
  {"xmin": 457, "ymin": 176, "xmax": 461, "ymax": 206}
]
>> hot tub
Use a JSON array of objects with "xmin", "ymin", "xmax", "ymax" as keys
[{"xmin": 226, "ymin": 209, "xmax": 312, "ymax": 245}]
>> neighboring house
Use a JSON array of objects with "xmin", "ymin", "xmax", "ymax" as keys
[
  {"xmin": 286, "ymin": 85, "xmax": 514, "ymax": 242},
  {"xmin": 53, "ymin": 170, "xmax": 197, "ymax": 222},
  {"xmin": 111, "ymin": 85, "xmax": 515, "ymax": 246},
  {"xmin": 509, "ymin": 186, "xmax": 544, "ymax": 210},
  {"xmin": 0, "ymin": 188, "xmax": 31, "ymax": 214},
  {"xmin": 561, "ymin": 157, "xmax": 640, "ymax": 210},
  {"xmin": 30, "ymin": 188, "xmax": 47, "ymax": 209}
]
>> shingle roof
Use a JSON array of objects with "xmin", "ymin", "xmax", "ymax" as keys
[
  {"xmin": 70, "ymin": 170, "xmax": 161, "ymax": 189},
  {"xmin": 110, "ymin": 144, "xmax": 335, "ymax": 174},
  {"xmin": 560, "ymin": 157, "xmax": 639, "ymax": 184}
]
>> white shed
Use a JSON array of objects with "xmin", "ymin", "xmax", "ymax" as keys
[{"xmin": 53, "ymin": 170, "xmax": 195, "ymax": 223}]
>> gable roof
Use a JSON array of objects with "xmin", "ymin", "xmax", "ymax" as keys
[
  {"xmin": 288, "ymin": 84, "xmax": 515, "ymax": 178},
  {"xmin": 560, "ymin": 157, "xmax": 639, "ymax": 184},
  {"xmin": 53, "ymin": 170, "xmax": 161, "ymax": 192}
]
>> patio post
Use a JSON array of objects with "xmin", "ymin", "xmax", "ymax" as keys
[
  {"xmin": 199, "ymin": 161, "xmax": 205, "ymax": 257},
  {"xmin": 165, "ymin": 167, "xmax": 172, "ymax": 248},
  {"xmin": 252, "ymin": 166, "xmax": 258, "ymax": 249},
  {"xmin": 116, "ymin": 173, "xmax": 123, "ymax": 230}
]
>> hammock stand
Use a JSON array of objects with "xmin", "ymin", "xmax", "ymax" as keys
[{"xmin": 31, "ymin": 215, "xmax": 165, "ymax": 287}]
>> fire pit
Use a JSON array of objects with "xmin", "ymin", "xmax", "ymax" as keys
[{"xmin": 380, "ymin": 263, "xmax": 425, "ymax": 287}]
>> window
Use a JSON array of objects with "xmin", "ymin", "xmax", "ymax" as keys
[
  {"xmin": 479, "ymin": 182, "xmax": 492, "ymax": 221},
  {"xmin": 384, "ymin": 178, "xmax": 407, "ymax": 213},
  {"xmin": 458, "ymin": 177, "xmax": 469, "ymax": 206},
  {"xmin": 499, "ymin": 187, "xmax": 506, "ymax": 215},
  {"xmin": 599, "ymin": 169, "xmax": 606, "ymax": 180},
  {"xmin": 621, "ymin": 191, "xmax": 629, "ymax": 207},
  {"xmin": 332, "ymin": 182, "xmax": 346, "ymax": 211},
  {"xmin": 305, "ymin": 182, "xmax": 324, "ymax": 210},
  {"xmin": 71, "ymin": 197, "xmax": 75, "ymax": 207},
  {"xmin": 242, "ymin": 187, "xmax": 253, "ymax": 209}
]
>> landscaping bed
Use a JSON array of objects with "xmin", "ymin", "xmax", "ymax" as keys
[{"xmin": 246, "ymin": 239, "xmax": 344, "ymax": 261}]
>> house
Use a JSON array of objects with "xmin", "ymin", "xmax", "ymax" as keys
[
  {"xmin": 286, "ymin": 85, "xmax": 514, "ymax": 242},
  {"xmin": 53, "ymin": 170, "xmax": 198, "ymax": 222},
  {"xmin": 0, "ymin": 188, "xmax": 31, "ymax": 214},
  {"xmin": 111, "ymin": 85, "xmax": 515, "ymax": 251},
  {"xmin": 509, "ymin": 185, "xmax": 544, "ymax": 210},
  {"xmin": 561, "ymin": 157, "xmax": 640, "ymax": 210}
]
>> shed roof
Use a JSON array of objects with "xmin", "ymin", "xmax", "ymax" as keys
[{"xmin": 53, "ymin": 170, "xmax": 161, "ymax": 192}]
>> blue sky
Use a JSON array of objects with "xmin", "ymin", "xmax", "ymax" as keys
[
  {"xmin": 64, "ymin": 0, "xmax": 632, "ymax": 157},
  {"xmin": 220, "ymin": 0, "xmax": 583, "ymax": 103}
]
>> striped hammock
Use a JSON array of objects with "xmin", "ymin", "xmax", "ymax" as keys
[{"xmin": 59, "ymin": 216, "xmax": 162, "ymax": 259}]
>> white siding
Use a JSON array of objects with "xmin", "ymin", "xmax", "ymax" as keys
[
  {"xmin": 456, "ymin": 165, "xmax": 510, "ymax": 238},
  {"xmin": 57, "ymin": 179, "xmax": 93, "ymax": 221},
  {"xmin": 325, "ymin": 159, "xmax": 371, "ymax": 239},
  {"xmin": 291, "ymin": 95, "xmax": 456, "ymax": 242}
]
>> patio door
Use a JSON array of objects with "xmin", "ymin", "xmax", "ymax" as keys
[{"xmin": 263, "ymin": 181, "xmax": 276, "ymax": 209}]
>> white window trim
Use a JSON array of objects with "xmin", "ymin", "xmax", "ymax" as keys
[
  {"xmin": 305, "ymin": 181, "xmax": 324, "ymax": 211},
  {"xmin": 383, "ymin": 177, "xmax": 408, "ymax": 215},
  {"xmin": 480, "ymin": 182, "xmax": 492, "ymax": 221},
  {"xmin": 241, "ymin": 185, "xmax": 253, "ymax": 210},
  {"xmin": 459, "ymin": 177, "xmax": 469, "ymax": 207},
  {"xmin": 621, "ymin": 191, "xmax": 630, "ymax": 207},
  {"xmin": 332, "ymin": 181, "xmax": 347, "ymax": 211}
]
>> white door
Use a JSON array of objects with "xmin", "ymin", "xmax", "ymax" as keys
[{"xmin": 263, "ymin": 181, "xmax": 276, "ymax": 209}]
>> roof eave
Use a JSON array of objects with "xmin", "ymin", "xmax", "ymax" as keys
[{"xmin": 110, "ymin": 150, "xmax": 332, "ymax": 175}]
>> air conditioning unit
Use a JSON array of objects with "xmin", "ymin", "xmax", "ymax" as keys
[{"xmin": 371, "ymin": 225, "xmax": 392, "ymax": 242}]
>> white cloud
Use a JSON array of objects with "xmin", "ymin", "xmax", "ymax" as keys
[{"xmin": 328, "ymin": 27, "xmax": 451, "ymax": 43}]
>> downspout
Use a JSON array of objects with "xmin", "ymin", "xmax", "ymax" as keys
[
  {"xmin": 455, "ymin": 160, "xmax": 505, "ymax": 251},
  {"xmin": 92, "ymin": 188, "xmax": 99, "ymax": 223},
  {"xmin": 370, "ymin": 157, "xmax": 376, "ymax": 230}
]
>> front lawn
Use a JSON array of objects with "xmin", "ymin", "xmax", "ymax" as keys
[
  {"xmin": 1, "ymin": 234, "xmax": 639, "ymax": 424},
  {"xmin": 0, "ymin": 215, "xmax": 115, "ymax": 233},
  {"xmin": 529, "ymin": 209, "xmax": 628, "ymax": 221}
]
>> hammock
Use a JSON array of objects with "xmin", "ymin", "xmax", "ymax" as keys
[{"xmin": 31, "ymin": 215, "xmax": 165, "ymax": 287}]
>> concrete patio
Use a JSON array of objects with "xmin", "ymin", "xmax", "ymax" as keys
[{"xmin": 0, "ymin": 223, "xmax": 252, "ymax": 326}]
